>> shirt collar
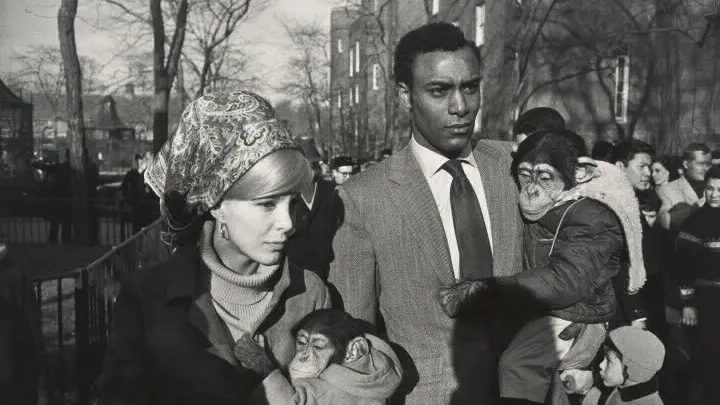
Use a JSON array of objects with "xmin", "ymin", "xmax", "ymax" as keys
[{"xmin": 410, "ymin": 134, "xmax": 477, "ymax": 181}]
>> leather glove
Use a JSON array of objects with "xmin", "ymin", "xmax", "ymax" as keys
[
  {"xmin": 233, "ymin": 333, "xmax": 277, "ymax": 378},
  {"xmin": 437, "ymin": 278, "xmax": 497, "ymax": 318}
]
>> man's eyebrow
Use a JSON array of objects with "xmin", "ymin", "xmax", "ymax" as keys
[{"xmin": 460, "ymin": 77, "xmax": 481, "ymax": 86}]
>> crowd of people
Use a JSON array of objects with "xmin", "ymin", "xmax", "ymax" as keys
[{"xmin": 2, "ymin": 21, "xmax": 719, "ymax": 405}]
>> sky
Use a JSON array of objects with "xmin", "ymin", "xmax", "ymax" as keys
[{"xmin": 0, "ymin": 0, "xmax": 342, "ymax": 103}]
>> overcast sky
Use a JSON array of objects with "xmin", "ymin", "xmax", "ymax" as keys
[{"xmin": 0, "ymin": 0, "xmax": 342, "ymax": 103}]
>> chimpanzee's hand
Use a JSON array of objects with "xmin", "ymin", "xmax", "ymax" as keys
[
  {"xmin": 233, "ymin": 334, "xmax": 277, "ymax": 378},
  {"xmin": 437, "ymin": 279, "xmax": 494, "ymax": 318}
]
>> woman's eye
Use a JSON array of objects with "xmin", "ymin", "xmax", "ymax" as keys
[{"xmin": 259, "ymin": 201, "xmax": 276, "ymax": 209}]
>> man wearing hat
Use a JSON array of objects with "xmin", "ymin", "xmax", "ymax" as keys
[
  {"xmin": 286, "ymin": 136, "xmax": 340, "ymax": 280},
  {"xmin": 563, "ymin": 326, "xmax": 665, "ymax": 405}
]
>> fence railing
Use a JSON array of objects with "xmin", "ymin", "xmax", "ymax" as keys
[
  {"xmin": 26, "ymin": 218, "xmax": 170, "ymax": 405},
  {"xmin": 0, "ymin": 197, "xmax": 158, "ymax": 246}
]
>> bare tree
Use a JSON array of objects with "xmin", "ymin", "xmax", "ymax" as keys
[
  {"xmin": 103, "ymin": 0, "xmax": 189, "ymax": 152},
  {"xmin": 279, "ymin": 20, "xmax": 331, "ymax": 144},
  {"xmin": 10, "ymin": 46, "xmax": 66, "ymax": 119},
  {"xmin": 58, "ymin": 0, "xmax": 90, "ymax": 245},
  {"xmin": 181, "ymin": 0, "xmax": 266, "ymax": 98}
]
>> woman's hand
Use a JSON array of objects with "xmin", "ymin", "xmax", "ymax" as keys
[{"xmin": 233, "ymin": 334, "xmax": 277, "ymax": 377}]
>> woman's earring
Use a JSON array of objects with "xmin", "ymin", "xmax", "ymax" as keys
[{"xmin": 220, "ymin": 223, "xmax": 230, "ymax": 240}]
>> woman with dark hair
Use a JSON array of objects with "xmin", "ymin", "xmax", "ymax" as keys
[
  {"xmin": 97, "ymin": 90, "xmax": 331, "ymax": 405},
  {"xmin": 651, "ymin": 156, "xmax": 681, "ymax": 187}
]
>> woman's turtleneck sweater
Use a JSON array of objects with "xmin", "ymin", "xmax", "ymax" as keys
[{"xmin": 199, "ymin": 221, "xmax": 281, "ymax": 341}]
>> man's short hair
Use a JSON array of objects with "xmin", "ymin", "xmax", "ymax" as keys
[
  {"xmin": 513, "ymin": 107, "xmax": 566, "ymax": 136},
  {"xmin": 711, "ymin": 149, "xmax": 720, "ymax": 160},
  {"xmin": 609, "ymin": 139, "xmax": 655, "ymax": 166},
  {"xmin": 682, "ymin": 142, "xmax": 710, "ymax": 162},
  {"xmin": 393, "ymin": 22, "xmax": 480, "ymax": 87},
  {"xmin": 591, "ymin": 141, "xmax": 616, "ymax": 162},
  {"xmin": 706, "ymin": 165, "xmax": 720, "ymax": 182}
]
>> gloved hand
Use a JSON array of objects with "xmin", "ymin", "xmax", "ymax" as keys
[
  {"xmin": 560, "ymin": 369, "xmax": 594, "ymax": 395},
  {"xmin": 233, "ymin": 333, "xmax": 277, "ymax": 378},
  {"xmin": 437, "ymin": 278, "xmax": 496, "ymax": 318}
]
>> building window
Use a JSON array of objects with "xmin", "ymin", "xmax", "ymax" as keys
[
  {"xmin": 337, "ymin": 95, "xmax": 342, "ymax": 108},
  {"xmin": 475, "ymin": 5, "xmax": 486, "ymax": 46},
  {"xmin": 337, "ymin": 39, "xmax": 343, "ymax": 53},
  {"xmin": 432, "ymin": 0, "xmax": 440, "ymax": 15},
  {"xmin": 349, "ymin": 88, "xmax": 353, "ymax": 106},
  {"xmin": 372, "ymin": 0, "xmax": 378, "ymax": 12},
  {"xmin": 350, "ymin": 49, "xmax": 354, "ymax": 77},
  {"xmin": 372, "ymin": 64, "xmax": 380, "ymax": 90},
  {"xmin": 355, "ymin": 41, "xmax": 361, "ymax": 73},
  {"xmin": 614, "ymin": 55, "xmax": 630, "ymax": 124},
  {"xmin": 355, "ymin": 85, "xmax": 360, "ymax": 104}
]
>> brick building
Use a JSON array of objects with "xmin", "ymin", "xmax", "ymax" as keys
[{"xmin": 330, "ymin": 0, "xmax": 720, "ymax": 156}]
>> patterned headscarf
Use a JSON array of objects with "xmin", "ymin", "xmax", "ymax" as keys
[{"xmin": 145, "ymin": 90, "xmax": 299, "ymax": 218}]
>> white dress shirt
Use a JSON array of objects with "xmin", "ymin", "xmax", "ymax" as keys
[{"xmin": 410, "ymin": 136, "xmax": 494, "ymax": 279}]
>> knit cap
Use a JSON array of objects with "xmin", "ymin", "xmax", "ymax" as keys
[{"xmin": 609, "ymin": 327, "xmax": 665, "ymax": 383}]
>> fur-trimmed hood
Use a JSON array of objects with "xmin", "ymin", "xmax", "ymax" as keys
[{"xmin": 557, "ymin": 161, "xmax": 647, "ymax": 293}]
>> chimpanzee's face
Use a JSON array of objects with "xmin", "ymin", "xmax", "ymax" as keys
[
  {"xmin": 289, "ymin": 329, "xmax": 337, "ymax": 382},
  {"xmin": 517, "ymin": 162, "xmax": 567, "ymax": 221}
]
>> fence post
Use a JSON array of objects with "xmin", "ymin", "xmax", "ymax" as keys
[{"xmin": 75, "ymin": 271, "xmax": 90, "ymax": 405}]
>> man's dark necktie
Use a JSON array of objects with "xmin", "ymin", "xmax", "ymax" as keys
[{"xmin": 442, "ymin": 159, "xmax": 493, "ymax": 280}]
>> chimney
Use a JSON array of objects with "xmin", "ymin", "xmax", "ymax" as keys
[{"xmin": 125, "ymin": 82, "xmax": 135, "ymax": 98}]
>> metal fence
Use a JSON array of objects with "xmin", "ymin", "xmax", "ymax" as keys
[
  {"xmin": 26, "ymin": 218, "xmax": 170, "ymax": 405},
  {"xmin": 0, "ymin": 197, "xmax": 157, "ymax": 246}
]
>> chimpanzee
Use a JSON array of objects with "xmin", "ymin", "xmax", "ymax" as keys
[
  {"xmin": 233, "ymin": 309, "xmax": 403, "ymax": 405},
  {"xmin": 437, "ymin": 129, "xmax": 647, "ymax": 405}
]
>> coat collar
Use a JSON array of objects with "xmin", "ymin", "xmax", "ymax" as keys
[{"xmin": 162, "ymin": 243, "xmax": 296, "ymax": 365}]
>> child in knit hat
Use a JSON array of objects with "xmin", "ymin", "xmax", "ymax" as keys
[{"xmin": 577, "ymin": 326, "xmax": 665, "ymax": 405}]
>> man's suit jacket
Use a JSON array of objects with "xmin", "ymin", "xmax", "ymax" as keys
[
  {"xmin": 286, "ymin": 179, "xmax": 339, "ymax": 280},
  {"xmin": 658, "ymin": 176, "xmax": 700, "ymax": 230},
  {"xmin": 328, "ymin": 140, "xmax": 524, "ymax": 405}
]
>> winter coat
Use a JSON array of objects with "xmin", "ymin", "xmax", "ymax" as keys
[
  {"xmin": 97, "ymin": 244, "xmax": 331, "ymax": 405},
  {"xmin": 582, "ymin": 380, "xmax": 664, "ymax": 405},
  {"xmin": 506, "ymin": 197, "xmax": 622, "ymax": 323},
  {"xmin": 253, "ymin": 334, "xmax": 403, "ymax": 405}
]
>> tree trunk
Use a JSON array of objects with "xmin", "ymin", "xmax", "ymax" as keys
[
  {"xmin": 151, "ymin": 0, "xmax": 188, "ymax": 153},
  {"xmin": 58, "ymin": 0, "xmax": 90, "ymax": 246}
]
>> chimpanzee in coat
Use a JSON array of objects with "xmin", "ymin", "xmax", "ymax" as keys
[
  {"xmin": 234, "ymin": 309, "xmax": 403, "ymax": 405},
  {"xmin": 438, "ymin": 129, "xmax": 647, "ymax": 405}
]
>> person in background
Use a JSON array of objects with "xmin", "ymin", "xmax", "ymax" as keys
[
  {"xmin": 330, "ymin": 156, "xmax": 353, "ymax": 185},
  {"xmin": 591, "ymin": 141, "xmax": 616, "ymax": 162},
  {"xmin": 98, "ymin": 91, "xmax": 330, "ymax": 405},
  {"xmin": 511, "ymin": 107, "xmax": 566, "ymax": 153},
  {"xmin": 658, "ymin": 143, "xmax": 712, "ymax": 231},
  {"xmin": 674, "ymin": 165, "xmax": 720, "ymax": 405},
  {"xmin": 650, "ymin": 156, "xmax": 680, "ymax": 188},
  {"xmin": 512, "ymin": 107, "xmax": 566, "ymax": 145},
  {"xmin": 121, "ymin": 154, "xmax": 152, "ymax": 233},
  {"xmin": 711, "ymin": 149, "xmax": 720, "ymax": 166},
  {"xmin": 286, "ymin": 137, "xmax": 340, "ymax": 280},
  {"xmin": 378, "ymin": 148, "xmax": 393, "ymax": 161}
]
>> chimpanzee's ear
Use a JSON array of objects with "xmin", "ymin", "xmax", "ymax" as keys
[
  {"xmin": 344, "ymin": 336, "xmax": 370, "ymax": 363},
  {"xmin": 575, "ymin": 156, "xmax": 597, "ymax": 184}
]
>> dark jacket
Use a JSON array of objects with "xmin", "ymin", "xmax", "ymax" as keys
[
  {"xmin": 97, "ymin": 244, "xmax": 331, "ymax": 405},
  {"xmin": 503, "ymin": 198, "xmax": 623, "ymax": 323},
  {"xmin": 285, "ymin": 179, "xmax": 339, "ymax": 280}
]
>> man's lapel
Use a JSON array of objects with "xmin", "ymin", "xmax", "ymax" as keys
[
  {"xmin": 188, "ymin": 293, "xmax": 239, "ymax": 366},
  {"xmin": 680, "ymin": 176, "xmax": 699, "ymax": 204},
  {"xmin": 473, "ymin": 141, "xmax": 515, "ymax": 277},
  {"xmin": 388, "ymin": 146, "xmax": 454, "ymax": 284}
]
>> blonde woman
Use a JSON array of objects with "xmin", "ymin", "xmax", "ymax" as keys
[{"xmin": 98, "ymin": 91, "xmax": 330, "ymax": 405}]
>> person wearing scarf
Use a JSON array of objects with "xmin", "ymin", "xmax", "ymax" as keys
[{"xmin": 97, "ymin": 90, "xmax": 331, "ymax": 405}]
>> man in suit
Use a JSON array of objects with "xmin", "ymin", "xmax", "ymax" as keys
[
  {"xmin": 286, "ymin": 136, "xmax": 339, "ymax": 280},
  {"xmin": 658, "ymin": 142, "xmax": 712, "ymax": 230},
  {"xmin": 328, "ymin": 23, "xmax": 523, "ymax": 405}
]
